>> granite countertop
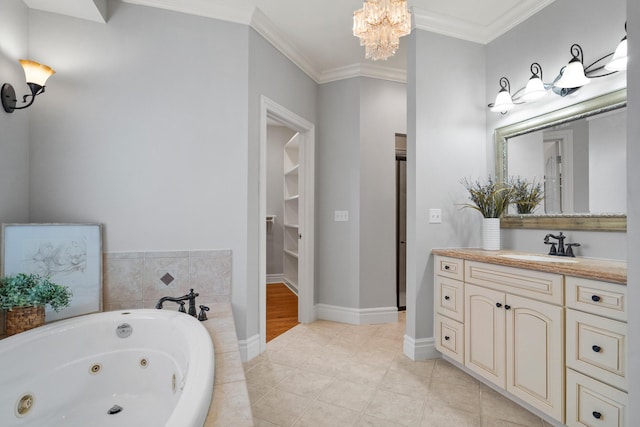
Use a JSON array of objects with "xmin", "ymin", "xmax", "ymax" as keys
[
  {"xmin": 200, "ymin": 302, "xmax": 254, "ymax": 427},
  {"xmin": 432, "ymin": 248, "xmax": 627, "ymax": 284}
]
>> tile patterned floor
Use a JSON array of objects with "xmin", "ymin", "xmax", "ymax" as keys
[{"xmin": 244, "ymin": 313, "xmax": 553, "ymax": 427}]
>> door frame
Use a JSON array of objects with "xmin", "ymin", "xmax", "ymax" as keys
[{"xmin": 260, "ymin": 96, "xmax": 316, "ymax": 353}]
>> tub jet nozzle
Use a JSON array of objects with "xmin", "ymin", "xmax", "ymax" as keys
[{"xmin": 107, "ymin": 405, "xmax": 123, "ymax": 415}]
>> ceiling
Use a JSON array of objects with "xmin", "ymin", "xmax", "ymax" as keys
[{"xmin": 23, "ymin": 0, "xmax": 556, "ymax": 83}]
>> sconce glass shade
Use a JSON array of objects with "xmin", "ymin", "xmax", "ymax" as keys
[
  {"xmin": 19, "ymin": 59, "xmax": 55, "ymax": 87},
  {"xmin": 555, "ymin": 59, "xmax": 590, "ymax": 89},
  {"xmin": 490, "ymin": 89, "xmax": 514, "ymax": 112},
  {"xmin": 605, "ymin": 37, "xmax": 627, "ymax": 71},
  {"xmin": 521, "ymin": 76, "xmax": 547, "ymax": 102}
]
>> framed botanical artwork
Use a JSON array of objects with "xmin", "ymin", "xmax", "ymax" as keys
[{"xmin": 1, "ymin": 223, "xmax": 103, "ymax": 322}]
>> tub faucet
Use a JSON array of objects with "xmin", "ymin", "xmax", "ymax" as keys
[{"xmin": 155, "ymin": 289, "xmax": 199, "ymax": 317}]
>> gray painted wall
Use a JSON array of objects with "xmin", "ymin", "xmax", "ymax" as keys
[
  {"xmin": 359, "ymin": 77, "xmax": 406, "ymax": 309},
  {"xmin": 317, "ymin": 78, "xmax": 361, "ymax": 308},
  {"xmin": 626, "ymin": 0, "xmax": 639, "ymax": 423},
  {"xmin": 316, "ymin": 77, "xmax": 405, "ymax": 311},
  {"xmin": 0, "ymin": 0, "xmax": 30, "ymax": 225},
  {"xmin": 406, "ymin": 30, "xmax": 486, "ymax": 345},
  {"xmin": 486, "ymin": 0, "xmax": 627, "ymax": 260}
]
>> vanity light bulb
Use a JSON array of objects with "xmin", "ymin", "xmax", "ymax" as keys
[
  {"xmin": 605, "ymin": 38, "xmax": 627, "ymax": 71},
  {"xmin": 521, "ymin": 77, "xmax": 547, "ymax": 102},
  {"xmin": 490, "ymin": 89, "xmax": 514, "ymax": 113},
  {"xmin": 555, "ymin": 60, "xmax": 590, "ymax": 89}
]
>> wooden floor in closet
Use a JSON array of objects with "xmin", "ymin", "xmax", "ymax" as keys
[{"xmin": 267, "ymin": 283, "xmax": 299, "ymax": 342}]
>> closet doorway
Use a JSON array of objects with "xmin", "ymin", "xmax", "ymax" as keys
[{"xmin": 260, "ymin": 96, "xmax": 315, "ymax": 352}]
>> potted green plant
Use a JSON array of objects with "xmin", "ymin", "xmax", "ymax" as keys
[
  {"xmin": 0, "ymin": 273, "xmax": 72, "ymax": 336},
  {"xmin": 461, "ymin": 176, "xmax": 513, "ymax": 250},
  {"xmin": 510, "ymin": 177, "xmax": 544, "ymax": 214}
]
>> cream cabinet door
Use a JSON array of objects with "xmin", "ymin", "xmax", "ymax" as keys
[
  {"xmin": 506, "ymin": 294, "xmax": 564, "ymax": 421},
  {"xmin": 465, "ymin": 283, "xmax": 505, "ymax": 388}
]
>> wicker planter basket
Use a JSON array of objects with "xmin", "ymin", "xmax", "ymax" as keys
[{"xmin": 5, "ymin": 306, "xmax": 45, "ymax": 336}]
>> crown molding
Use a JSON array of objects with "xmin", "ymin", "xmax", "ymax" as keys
[
  {"xmin": 24, "ymin": 0, "xmax": 108, "ymax": 23},
  {"xmin": 249, "ymin": 8, "xmax": 321, "ymax": 83},
  {"xmin": 413, "ymin": 0, "xmax": 555, "ymax": 44},
  {"xmin": 318, "ymin": 63, "xmax": 407, "ymax": 84},
  {"xmin": 121, "ymin": 0, "xmax": 254, "ymax": 24}
]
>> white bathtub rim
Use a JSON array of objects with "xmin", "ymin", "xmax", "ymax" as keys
[{"xmin": 0, "ymin": 309, "xmax": 215, "ymax": 427}]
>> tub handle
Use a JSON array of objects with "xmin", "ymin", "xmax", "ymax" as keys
[{"xmin": 198, "ymin": 305, "xmax": 210, "ymax": 321}]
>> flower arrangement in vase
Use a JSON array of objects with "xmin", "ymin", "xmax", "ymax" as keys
[
  {"xmin": 510, "ymin": 177, "xmax": 544, "ymax": 214},
  {"xmin": 461, "ymin": 176, "xmax": 513, "ymax": 250}
]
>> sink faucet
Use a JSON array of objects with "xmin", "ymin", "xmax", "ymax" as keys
[
  {"xmin": 155, "ymin": 288, "xmax": 199, "ymax": 317},
  {"xmin": 544, "ymin": 232, "xmax": 580, "ymax": 257}
]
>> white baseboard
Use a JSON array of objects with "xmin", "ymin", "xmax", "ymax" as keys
[
  {"xmin": 238, "ymin": 334, "xmax": 261, "ymax": 362},
  {"xmin": 403, "ymin": 335, "xmax": 440, "ymax": 361},
  {"xmin": 316, "ymin": 304, "xmax": 398, "ymax": 325},
  {"xmin": 266, "ymin": 274, "xmax": 284, "ymax": 284}
]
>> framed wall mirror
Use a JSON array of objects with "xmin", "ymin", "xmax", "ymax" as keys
[{"xmin": 495, "ymin": 89, "xmax": 626, "ymax": 231}]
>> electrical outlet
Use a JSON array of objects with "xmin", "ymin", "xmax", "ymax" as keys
[
  {"xmin": 334, "ymin": 210, "xmax": 349, "ymax": 222},
  {"xmin": 429, "ymin": 208, "xmax": 442, "ymax": 224}
]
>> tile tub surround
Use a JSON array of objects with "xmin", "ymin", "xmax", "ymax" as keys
[
  {"xmin": 431, "ymin": 248, "xmax": 627, "ymax": 284},
  {"xmin": 103, "ymin": 250, "xmax": 232, "ymax": 311},
  {"xmin": 245, "ymin": 313, "xmax": 551, "ymax": 427},
  {"xmin": 202, "ymin": 302, "xmax": 254, "ymax": 427}
]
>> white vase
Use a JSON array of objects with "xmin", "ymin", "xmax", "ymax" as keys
[{"xmin": 482, "ymin": 218, "xmax": 501, "ymax": 250}]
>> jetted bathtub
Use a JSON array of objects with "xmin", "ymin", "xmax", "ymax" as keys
[{"xmin": 0, "ymin": 309, "xmax": 214, "ymax": 427}]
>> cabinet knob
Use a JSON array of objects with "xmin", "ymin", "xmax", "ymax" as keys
[
  {"xmin": 444, "ymin": 295, "xmax": 450, "ymax": 300},
  {"xmin": 504, "ymin": 305, "xmax": 511, "ymax": 310},
  {"xmin": 444, "ymin": 336, "xmax": 450, "ymax": 341},
  {"xmin": 444, "ymin": 265, "xmax": 450, "ymax": 270},
  {"xmin": 591, "ymin": 295, "xmax": 601, "ymax": 302},
  {"xmin": 592, "ymin": 345, "xmax": 602, "ymax": 353},
  {"xmin": 592, "ymin": 411, "xmax": 602, "ymax": 419},
  {"xmin": 496, "ymin": 302, "xmax": 502, "ymax": 308}
]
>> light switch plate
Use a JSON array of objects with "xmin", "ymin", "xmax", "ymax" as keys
[{"xmin": 334, "ymin": 210, "xmax": 349, "ymax": 222}]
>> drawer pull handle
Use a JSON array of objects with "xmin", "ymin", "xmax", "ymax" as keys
[
  {"xmin": 592, "ymin": 411, "xmax": 602, "ymax": 419},
  {"xmin": 504, "ymin": 305, "xmax": 511, "ymax": 310},
  {"xmin": 444, "ymin": 336, "xmax": 450, "ymax": 341},
  {"xmin": 496, "ymin": 303, "xmax": 502, "ymax": 308},
  {"xmin": 591, "ymin": 295, "xmax": 601, "ymax": 302},
  {"xmin": 444, "ymin": 296, "xmax": 450, "ymax": 300},
  {"xmin": 444, "ymin": 265, "xmax": 451, "ymax": 270},
  {"xmin": 592, "ymin": 345, "xmax": 602, "ymax": 353}
]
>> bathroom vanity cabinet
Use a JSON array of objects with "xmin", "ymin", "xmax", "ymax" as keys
[{"xmin": 433, "ymin": 250, "xmax": 628, "ymax": 427}]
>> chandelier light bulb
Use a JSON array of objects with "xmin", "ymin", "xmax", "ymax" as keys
[{"xmin": 353, "ymin": 0, "xmax": 411, "ymax": 61}]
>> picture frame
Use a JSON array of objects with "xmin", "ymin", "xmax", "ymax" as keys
[{"xmin": 1, "ymin": 223, "xmax": 103, "ymax": 322}]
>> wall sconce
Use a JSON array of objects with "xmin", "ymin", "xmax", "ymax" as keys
[
  {"xmin": 2, "ymin": 59, "xmax": 55, "ymax": 113},
  {"xmin": 489, "ymin": 22, "xmax": 627, "ymax": 114}
]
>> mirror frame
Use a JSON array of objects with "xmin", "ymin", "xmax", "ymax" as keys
[{"xmin": 495, "ymin": 88, "xmax": 627, "ymax": 232}]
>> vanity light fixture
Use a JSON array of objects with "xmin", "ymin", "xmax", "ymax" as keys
[
  {"xmin": 490, "ymin": 77, "xmax": 515, "ymax": 113},
  {"xmin": 489, "ymin": 22, "xmax": 627, "ymax": 113},
  {"xmin": 521, "ymin": 63, "xmax": 547, "ymax": 102},
  {"xmin": 555, "ymin": 44, "xmax": 590, "ymax": 88},
  {"xmin": 605, "ymin": 22, "xmax": 627, "ymax": 71},
  {"xmin": 1, "ymin": 59, "xmax": 55, "ymax": 113}
]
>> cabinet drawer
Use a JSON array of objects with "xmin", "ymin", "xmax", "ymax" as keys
[
  {"xmin": 566, "ymin": 369, "xmax": 627, "ymax": 427},
  {"xmin": 566, "ymin": 277, "xmax": 627, "ymax": 322},
  {"xmin": 465, "ymin": 261, "xmax": 563, "ymax": 305},
  {"xmin": 434, "ymin": 256, "xmax": 464, "ymax": 281},
  {"xmin": 435, "ymin": 313, "xmax": 463, "ymax": 364},
  {"xmin": 434, "ymin": 276, "xmax": 464, "ymax": 322},
  {"xmin": 566, "ymin": 309, "xmax": 627, "ymax": 391}
]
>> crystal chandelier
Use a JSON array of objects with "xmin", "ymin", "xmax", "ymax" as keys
[{"xmin": 353, "ymin": 0, "xmax": 412, "ymax": 61}]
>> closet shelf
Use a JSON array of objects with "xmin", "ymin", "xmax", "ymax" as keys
[
  {"xmin": 284, "ymin": 249, "xmax": 298, "ymax": 259},
  {"xmin": 285, "ymin": 195, "xmax": 300, "ymax": 202},
  {"xmin": 284, "ymin": 223, "xmax": 299, "ymax": 229},
  {"xmin": 284, "ymin": 165, "xmax": 299, "ymax": 176}
]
